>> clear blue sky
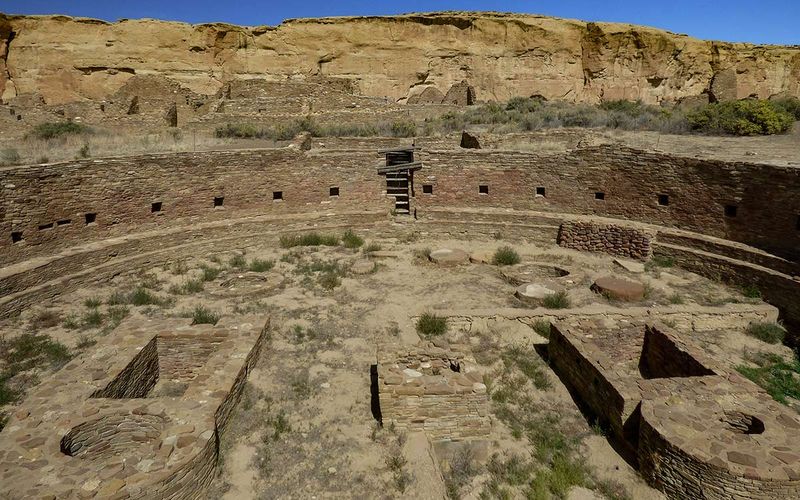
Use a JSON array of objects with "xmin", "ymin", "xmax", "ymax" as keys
[{"xmin": 2, "ymin": 0, "xmax": 799, "ymax": 45}]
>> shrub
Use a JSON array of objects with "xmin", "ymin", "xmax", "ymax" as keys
[
  {"xmin": 532, "ymin": 319, "xmax": 551, "ymax": 338},
  {"xmin": 668, "ymin": 293, "xmax": 685, "ymax": 305},
  {"xmin": 200, "ymin": 265, "xmax": 222, "ymax": 282},
  {"xmin": 279, "ymin": 232, "xmax": 339, "ymax": 248},
  {"xmin": 84, "ymin": 297, "xmax": 102, "ymax": 308},
  {"xmin": 78, "ymin": 143, "xmax": 91, "ymax": 158},
  {"xmin": 687, "ymin": 100, "xmax": 794, "ymax": 135},
  {"xmin": 542, "ymin": 291, "xmax": 571, "ymax": 309},
  {"xmin": 215, "ymin": 123, "xmax": 266, "ymax": 139},
  {"xmin": 0, "ymin": 148, "xmax": 20, "ymax": 166},
  {"xmin": 342, "ymin": 230, "xmax": 364, "ymax": 249},
  {"xmin": 745, "ymin": 322, "xmax": 786, "ymax": 344},
  {"xmin": 171, "ymin": 278, "xmax": 204, "ymax": 295},
  {"xmin": 62, "ymin": 314, "xmax": 80, "ymax": 330},
  {"xmin": 416, "ymin": 312, "xmax": 447, "ymax": 337},
  {"xmin": 106, "ymin": 306, "xmax": 129, "ymax": 328},
  {"xmin": 191, "ymin": 305, "xmax": 220, "ymax": 325},
  {"xmin": 492, "ymin": 246, "xmax": 521, "ymax": 266},
  {"xmin": 390, "ymin": 120, "xmax": 417, "ymax": 137},
  {"xmin": 248, "ymin": 258, "xmax": 275, "ymax": 272},
  {"xmin": 772, "ymin": 96, "xmax": 800, "ymax": 120},
  {"xmin": 129, "ymin": 287, "xmax": 165, "ymax": 306},
  {"xmin": 81, "ymin": 309, "xmax": 104, "ymax": 329},
  {"xmin": 742, "ymin": 285, "xmax": 762, "ymax": 299},
  {"xmin": 318, "ymin": 271, "xmax": 341, "ymax": 290},
  {"xmin": 229, "ymin": 253, "xmax": 247, "ymax": 269},
  {"xmin": 29, "ymin": 121, "xmax": 92, "ymax": 140}
]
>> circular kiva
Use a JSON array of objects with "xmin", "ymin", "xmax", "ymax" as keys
[
  {"xmin": 590, "ymin": 276, "xmax": 646, "ymax": 301},
  {"xmin": 60, "ymin": 413, "xmax": 166, "ymax": 463},
  {"xmin": 514, "ymin": 283, "xmax": 558, "ymax": 306},
  {"xmin": 501, "ymin": 262, "xmax": 571, "ymax": 286},
  {"xmin": 428, "ymin": 248, "xmax": 470, "ymax": 266},
  {"xmin": 639, "ymin": 391, "xmax": 800, "ymax": 497},
  {"xmin": 350, "ymin": 259, "xmax": 377, "ymax": 275},
  {"xmin": 211, "ymin": 271, "xmax": 285, "ymax": 297}
]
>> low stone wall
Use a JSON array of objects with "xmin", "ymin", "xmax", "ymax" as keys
[
  {"xmin": 557, "ymin": 221, "xmax": 653, "ymax": 260},
  {"xmin": 547, "ymin": 321, "xmax": 800, "ymax": 499},
  {"xmin": 0, "ymin": 316, "xmax": 270, "ymax": 499},
  {"xmin": 377, "ymin": 342, "xmax": 490, "ymax": 441}
]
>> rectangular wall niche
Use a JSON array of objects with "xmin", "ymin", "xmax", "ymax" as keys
[
  {"xmin": 273, "ymin": 191, "xmax": 283, "ymax": 201},
  {"xmin": 658, "ymin": 194, "xmax": 670, "ymax": 206},
  {"xmin": 38, "ymin": 222, "xmax": 54, "ymax": 231},
  {"xmin": 536, "ymin": 186, "xmax": 546, "ymax": 197},
  {"xmin": 479, "ymin": 185, "xmax": 489, "ymax": 195},
  {"xmin": 423, "ymin": 184, "xmax": 433, "ymax": 194},
  {"xmin": 796, "ymin": 215, "xmax": 800, "ymax": 231},
  {"xmin": 11, "ymin": 231, "xmax": 23, "ymax": 244},
  {"xmin": 595, "ymin": 192, "xmax": 605, "ymax": 200},
  {"xmin": 151, "ymin": 201, "xmax": 163, "ymax": 213},
  {"xmin": 213, "ymin": 197, "xmax": 224, "ymax": 208},
  {"xmin": 85, "ymin": 213, "xmax": 97, "ymax": 225},
  {"xmin": 329, "ymin": 187, "xmax": 339, "ymax": 197},
  {"xmin": 57, "ymin": 219, "xmax": 71, "ymax": 226},
  {"xmin": 724, "ymin": 205, "xmax": 738, "ymax": 218}
]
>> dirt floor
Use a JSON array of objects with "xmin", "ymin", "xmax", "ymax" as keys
[{"xmin": 1, "ymin": 231, "xmax": 795, "ymax": 499}]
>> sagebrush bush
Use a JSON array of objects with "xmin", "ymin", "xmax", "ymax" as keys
[
  {"xmin": 542, "ymin": 291, "xmax": 571, "ymax": 309},
  {"xmin": 492, "ymin": 246, "xmax": 521, "ymax": 266},
  {"xmin": 416, "ymin": 312, "xmax": 448, "ymax": 337},
  {"xmin": 688, "ymin": 100, "xmax": 794, "ymax": 135},
  {"xmin": 248, "ymin": 258, "xmax": 275, "ymax": 272},
  {"xmin": 342, "ymin": 230, "xmax": 364, "ymax": 249},
  {"xmin": 0, "ymin": 148, "xmax": 20, "ymax": 166},
  {"xmin": 772, "ymin": 96, "xmax": 800, "ymax": 120},
  {"xmin": 191, "ymin": 305, "xmax": 220, "ymax": 325},
  {"xmin": 29, "ymin": 121, "xmax": 92, "ymax": 140}
]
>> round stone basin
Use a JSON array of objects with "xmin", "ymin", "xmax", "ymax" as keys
[
  {"xmin": 514, "ymin": 283, "xmax": 558, "ymax": 306},
  {"xmin": 501, "ymin": 263, "xmax": 571, "ymax": 286},
  {"xmin": 61, "ymin": 413, "xmax": 166, "ymax": 462},
  {"xmin": 428, "ymin": 248, "xmax": 470, "ymax": 266}
]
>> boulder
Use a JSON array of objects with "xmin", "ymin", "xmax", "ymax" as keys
[
  {"xmin": 429, "ymin": 248, "xmax": 470, "ymax": 266},
  {"xmin": 591, "ymin": 276, "xmax": 646, "ymax": 301},
  {"xmin": 460, "ymin": 131, "xmax": 481, "ymax": 149}
]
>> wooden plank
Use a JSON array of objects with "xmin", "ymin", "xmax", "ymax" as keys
[
  {"xmin": 376, "ymin": 146, "xmax": 420, "ymax": 154},
  {"xmin": 376, "ymin": 161, "xmax": 423, "ymax": 174}
]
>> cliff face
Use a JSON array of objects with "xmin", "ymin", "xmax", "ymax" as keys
[{"xmin": 1, "ymin": 11, "xmax": 798, "ymax": 105}]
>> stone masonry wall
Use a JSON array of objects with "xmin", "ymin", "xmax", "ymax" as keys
[
  {"xmin": 416, "ymin": 145, "xmax": 800, "ymax": 261},
  {"xmin": 0, "ymin": 148, "xmax": 391, "ymax": 265},
  {"xmin": 639, "ymin": 325, "xmax": 716, "ymax": 379},
  {"xmin": 557, "ymin": 221, "xmax": 653, "ymax": 260}
]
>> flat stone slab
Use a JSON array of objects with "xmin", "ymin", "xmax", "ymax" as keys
[
  {"xmin": 515, "ymin": 283, "xmax": 557, "ymax": 306},
  {"xmin": 429, "ymin": 248, "xmax": 470, "ymax": 266},
  {"xmin": 613, "ymin": 258, "xmax": 645, "ymax": 274},
  {"xmin": 591, "ymin": 276, "xmax": 646, "ymax": 301},
  {"xmin": 368, "ymin": 250, "xmax": 401, "ymax": 259}
]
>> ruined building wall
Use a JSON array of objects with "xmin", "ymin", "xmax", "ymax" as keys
[
  {"xmin": 417, "ymin": 146, "xmax": 800, "ymax": 261},
  {"xmin": 0, "ymin": 148, "xmax": 391, "ymax": 265},
  {"xmin": 557, "ymin": 221, "xmax": 653, "ymax": 261}
]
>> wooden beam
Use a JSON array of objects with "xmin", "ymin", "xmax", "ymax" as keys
[{"xmin": 376, "ymin": 161, "xmax": 423, "ymax": 174}]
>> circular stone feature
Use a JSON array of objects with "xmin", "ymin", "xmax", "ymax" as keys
[
  {"xmin": 591, "ymin": 276, "xmax": 645, "ymax": 301},
  {"xmin": 61, "ymin": 414, "xmax": 166, "ymax": 462},
  {"xmin": 514, "ymin": 283, "xmax": 558, "ymax": 306},
  {"xmin": 350, "ymin": 259, "xmax": 376, "ymax": 275},
  {"xmin": 501, "ymin": 263, "xmax": 571, "ymax": 286},
  {"xmin": 428, "ymin": 248, "xmax": 470, "ymax": 266}
]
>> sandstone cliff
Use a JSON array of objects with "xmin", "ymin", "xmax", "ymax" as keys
[{"xmin": 0, "ymin": 11, "xmax": 798, "ymax": 105}]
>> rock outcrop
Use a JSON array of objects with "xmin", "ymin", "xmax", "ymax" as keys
[{"xmin": 0, "ymin": 11, "xmax": 798, "ymax": 105}]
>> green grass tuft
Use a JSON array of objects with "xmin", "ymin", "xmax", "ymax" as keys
[
  {"xmin": 744, "ymin": 322, "xmax": 786, "ymax": 345},
  {"xmin": 279, "ymin": 232, "xmax": 339, "ymax": 248},
  {"xmin": 28, "ymin": 121, "xmax": 93, "ymax": 140},
  {"xmin": 229, "ymin": 253, "xmax": 247, "ymax": 269},
  {"xmin": 542, "ymin": 291, "xmax": 571, "ymax": 309},
  {"xmin": 416, "ymin": 312, "xmax": 448, "ymax": 337},
  {"xmin": 190, "ymin": 305, "xmax": 221, "ymax": 325},
  {"xmin": 248, "ymin": 258, "xmax": 275, "ymax": 272},
  {"xmin": 342, "ymin": 230, "xmax": 364, "ymax": 249},
  {"xmin": 737, "ymin": 352, "xmax": 800, "ymax": 405},
  {"xmin": 492, "ymin": 246, "xmax": 521, "ymax": 266}
]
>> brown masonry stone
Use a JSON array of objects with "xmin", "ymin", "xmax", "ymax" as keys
[{"xmin": 0, "ymin": 316, "xmax": 270, "ymax": 499}]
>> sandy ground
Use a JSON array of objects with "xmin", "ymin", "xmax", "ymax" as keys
[{"xmin": 1, "ymin": 232, "xmax": 794, "ymax": 499}]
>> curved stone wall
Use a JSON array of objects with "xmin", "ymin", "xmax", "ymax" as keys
[{"xmin": 1, "ymin": 142, "xmax": 799, "ymax": 334}]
